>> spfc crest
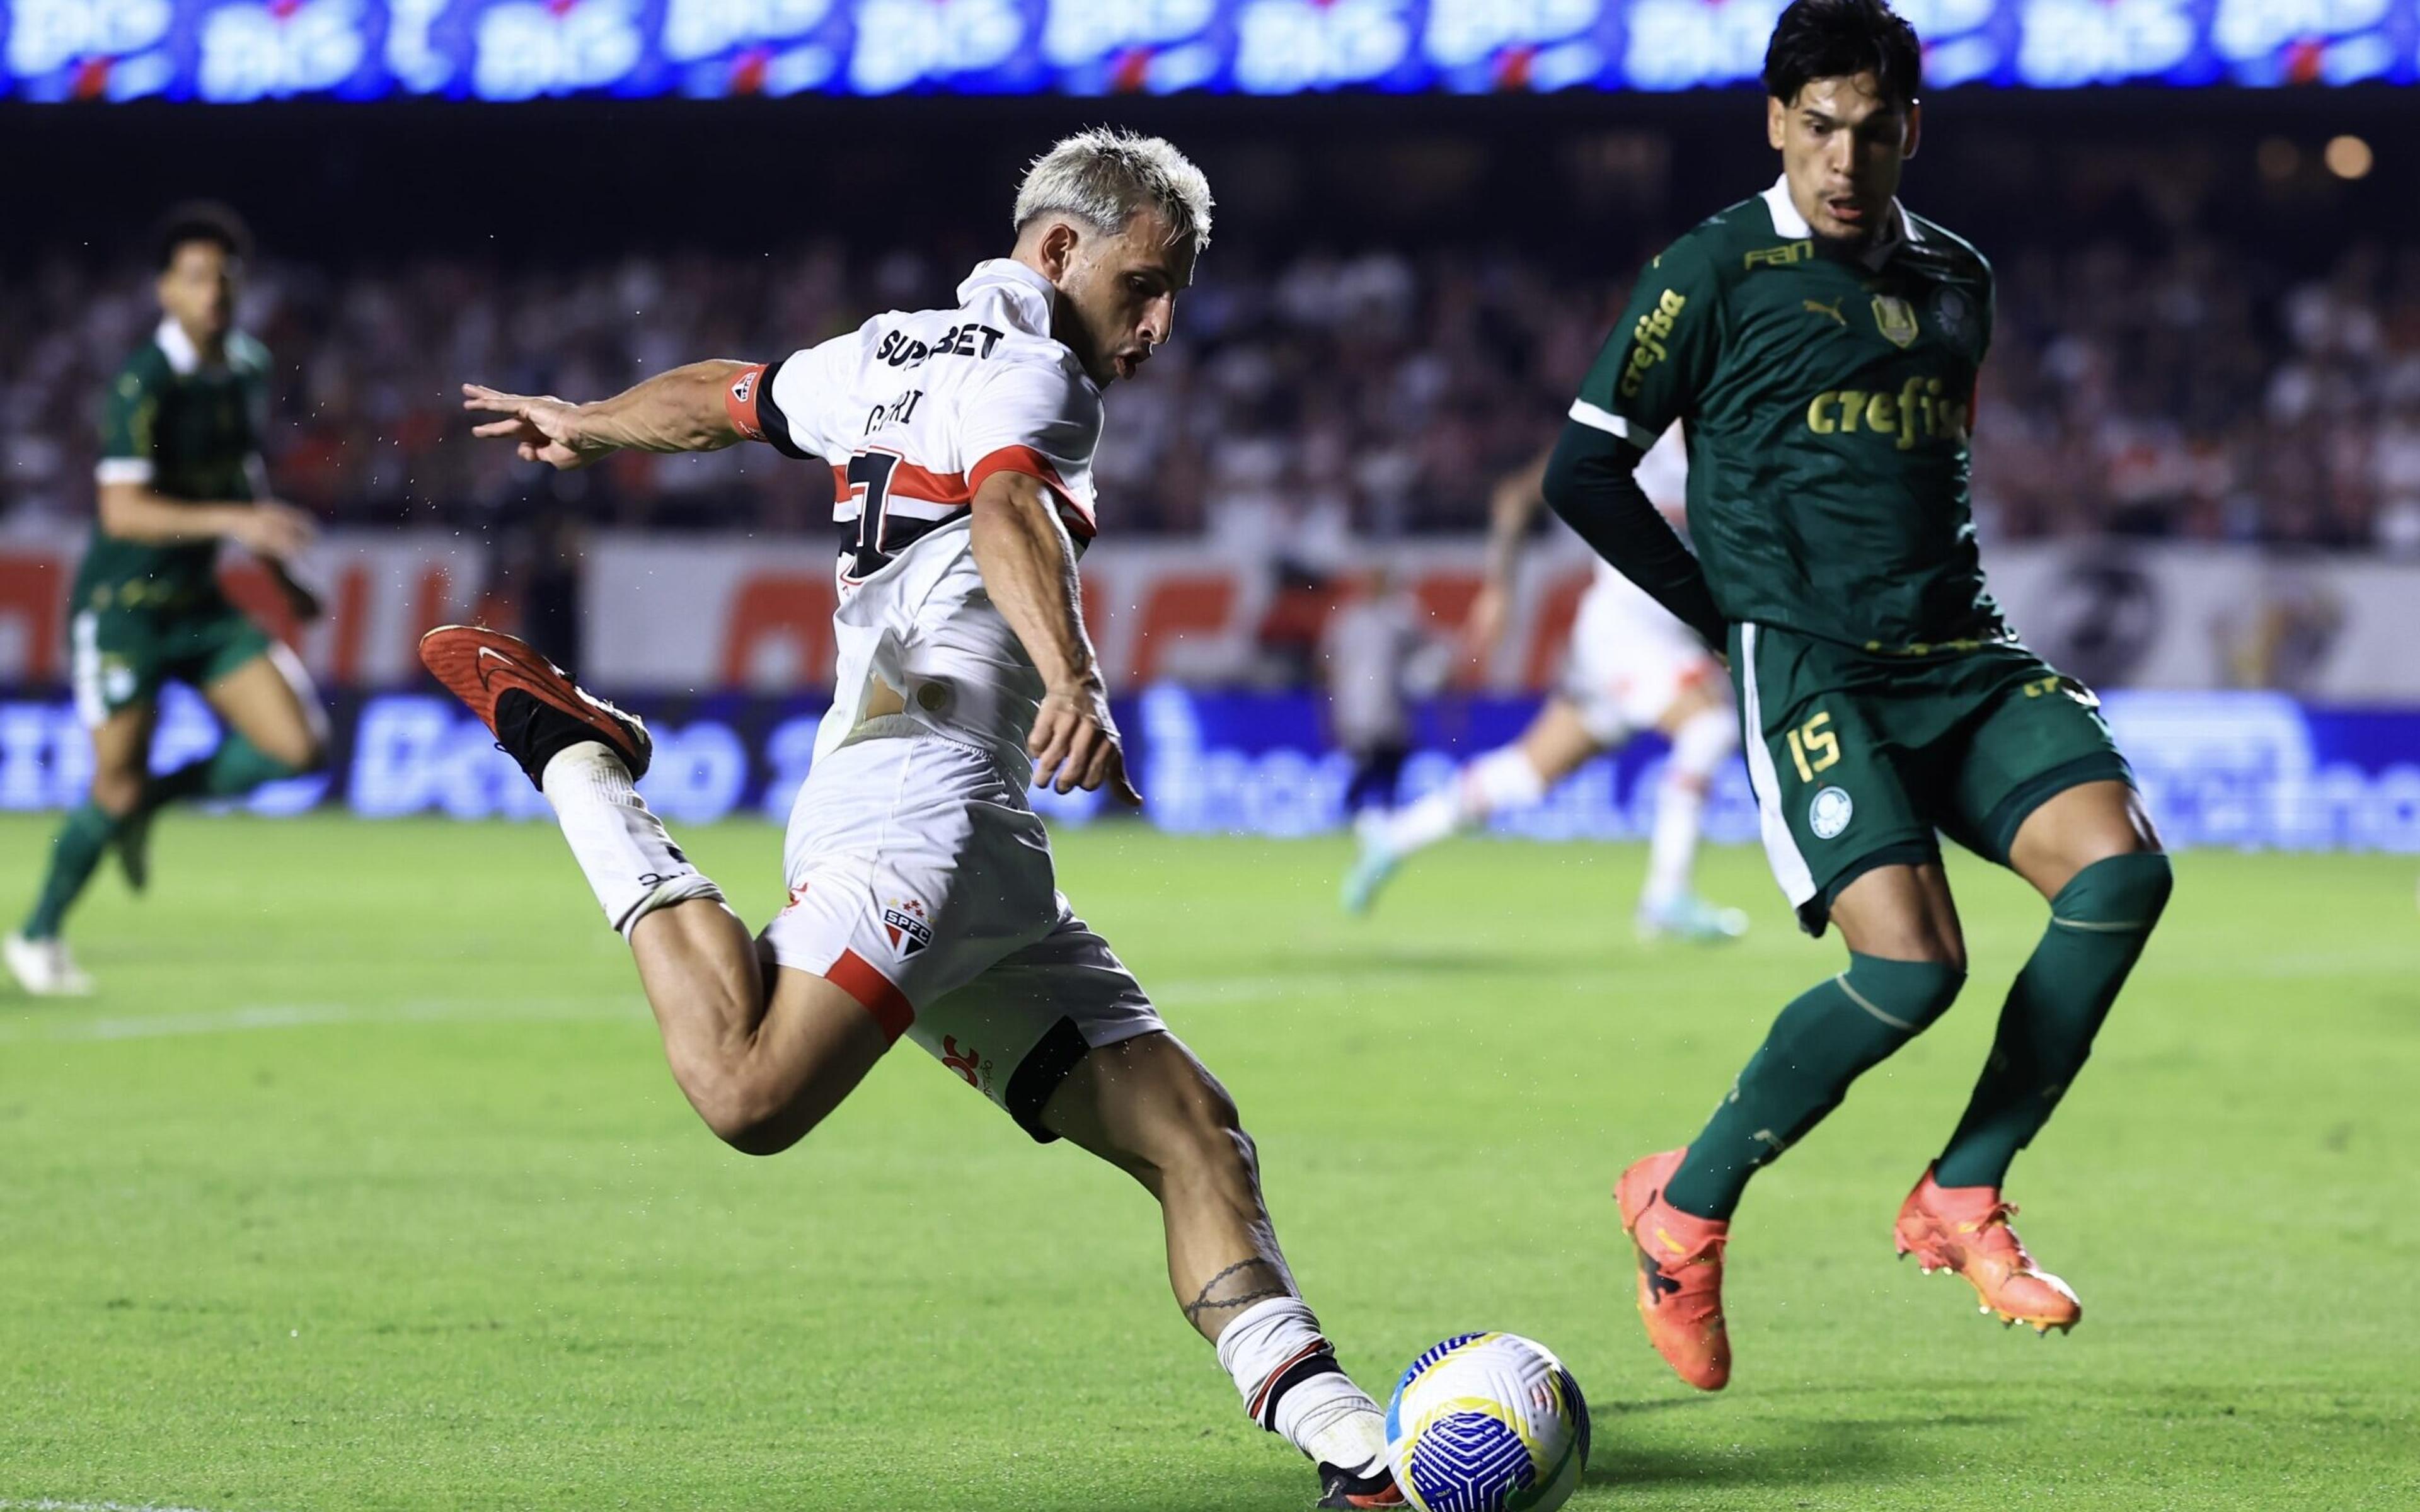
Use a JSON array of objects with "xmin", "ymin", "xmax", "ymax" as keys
[
  {"xmin": 882, "ymin": 898, "xmax": 933, "ymax": 958},
  {"xmin": 1870, "ymin": 294, "xmax": 1920, "ymax": 348}
]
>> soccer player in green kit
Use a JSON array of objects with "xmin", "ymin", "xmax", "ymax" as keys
[
  {"xmin": 1544, "ymin": 0, "xmax": 2174, "ymax": 1390},
  {"xmin": 6, "ymin": 205, "xmax": 326, "ymax": 997}
]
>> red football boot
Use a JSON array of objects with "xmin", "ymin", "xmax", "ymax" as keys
[
  {"xmin": 1895, "ymin": 1166, "xmax": 2082, "ymax": 1336},
  {"xmin": 419, "ymin": 625, "xmax": 651, "ymax": 788},
  {"xmin": 1614, "ymin": 1148, "xmax": 1732, "ymax": 1390}
]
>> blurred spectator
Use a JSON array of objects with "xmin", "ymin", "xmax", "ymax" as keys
[{"xmin": 6, "ymin": 229, "xmax": 2416, "ymax": 551}]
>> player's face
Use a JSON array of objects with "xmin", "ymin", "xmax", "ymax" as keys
[
  {"xmin": 1767, "ymin": 72, "xmax": 1921, "ymax": 246},
  {"xmin": 157, "ymin": 239, "xmax": 239, "ymax": 340},
  {"xmin": 1049, "ymin": 210, "xmax": 1194, "ymax": 387}
]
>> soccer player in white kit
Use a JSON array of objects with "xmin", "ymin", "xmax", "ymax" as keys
[
  {"xmin": 422, "ymin": 132, "xmax": 1403, "ymax": 1509},
  {"xmin": 1343, "ymin": 427, "xmax": 1749, "ymax": 941}
]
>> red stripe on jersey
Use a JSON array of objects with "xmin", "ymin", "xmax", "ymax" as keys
[
  {"xmin": 724, "ymin": 363, "xmax": 770, "ymax": 442},
  {"xmin": 825, "ymin": 949, "xmax": 913, "ymax": 1045},
  {"xmin": 970, "ymin": 445, "xmax": 1095, "ymax": 539},
  {"xmin": 829, "ymin": 461, "xmax": 974, "ymax": 505}
]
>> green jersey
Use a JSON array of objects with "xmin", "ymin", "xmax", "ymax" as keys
[
  {"xmin": 78, "ymin": 318, "xmax": 272, "ymax": 612},
  {"xmin": 1574, "ymin": 180, "xmax": 2000, "ymax": 654}
]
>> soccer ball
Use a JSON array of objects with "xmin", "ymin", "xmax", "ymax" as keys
[{"xmin": 1383, "ymin": 1332, "xmax": 1591, "ymax": 1512}]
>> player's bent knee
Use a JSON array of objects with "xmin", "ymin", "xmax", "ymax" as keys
[
  {"xmin": 694, "ymin": 1080, "xmax": 816, "ymax": 1157},
  {"xmin": 89, "ymin": 768, "xmax": 147, "ymax": 817},
  {"xmin": 1841, "ymin": 953, "xmax": 1967, "ymax": 1038},
  {"xmin": 2053, "ymin": 851, "xmax": 2174, "ymax": 934}
]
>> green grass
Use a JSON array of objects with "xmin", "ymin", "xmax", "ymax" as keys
[{"xmin": 1, "ymin": 812, "xmax": 2415, "ymax": 1512}]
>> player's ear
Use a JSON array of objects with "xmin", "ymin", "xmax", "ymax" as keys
[
  {"xmin": 1766, "ymin": 93, "xmax": 1789, "ymax": 152},
  {"xmin": 1038, "ymin": 220, "xmax": 1081, "ymax": 283},
  {"xmin": 1901, "ymin": 101, "xmax": 1922, "ymax": 161}
]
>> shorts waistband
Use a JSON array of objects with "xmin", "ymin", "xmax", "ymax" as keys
[{"xmin": 838, "ymin": 713, "xmax": 1028, "ymax": 785}]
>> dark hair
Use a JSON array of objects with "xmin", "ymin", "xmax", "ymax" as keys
[
  {"xmin": 1763, "ymin": 0, "xmax": 1923, "ymax": 110},
  {"xmin": 153, "ymin": 201, "xmax": 253, "ymax": 272}
]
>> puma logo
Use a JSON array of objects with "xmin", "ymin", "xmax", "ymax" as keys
[{"xmin": 1804, "ymin": 297, "xmax": 1847, "ymax": 326}]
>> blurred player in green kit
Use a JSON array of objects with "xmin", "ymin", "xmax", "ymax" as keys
[{"xmin": 8, "ymin": 205, "xmax": 326, "ymax": 997}]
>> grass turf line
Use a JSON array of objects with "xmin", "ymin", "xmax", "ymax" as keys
[{"xmin": 1, "ymin": 813, "xmax": 2414, "ymax": 1511}]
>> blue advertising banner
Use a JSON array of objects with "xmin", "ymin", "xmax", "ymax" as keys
[
  {"xmin": 4, "ymin": 0, "xmax": 2414, "ymax": 103},
  {"xmin": 3, "ymin": 684, "xmax": 2417, "ymax": 850}
]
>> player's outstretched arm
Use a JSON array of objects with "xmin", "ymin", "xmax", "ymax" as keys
[
  {"xmin": 1543, "ymin": 420, "xmax": 1727, "ymax": 651},
  {"xmin": 461, "ymin": 360, "xmax": 754, "ymax": 469},
  {"xmin": 97, "ymin": 481, "xmax": 316, "ymax": 559},
  {"xmin": 968, "ymin": 471, "xmax": 1141, "ymax": 806}
]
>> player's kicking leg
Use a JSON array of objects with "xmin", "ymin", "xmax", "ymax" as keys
[
  {"xmin": 1043, "ymin": 1031, "xmax": 1402, "ymax": 1508},
  {"xmin": 420, "ymin": 626, "xmax": 892, "ymax": 1150},
  {"xmin": 1342, "ymin": 699, "xmax": 1597, "ymax": 914},
  {"xmin": 1903, "ymin": 780, "xmax": 2170, "ymax": 1334},
  {"xmin": 426, "ymin": 627, "xmax": 1397, "ymax": 1504},
  {"xmin": 1633, "ymin": 679, "xmax": 1748, "ymax": 944}
]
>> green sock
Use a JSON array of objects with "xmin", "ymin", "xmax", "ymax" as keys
[
  {"xmin": 147, "ymin": 734, "xmax": 303, "ymax": 808},
  {"xmin": 1664, "ymin": 953, "xmax": 1967, "ymax": 1220},
  {"xmin": 1934, "ymin": 852, "xmax": 2174, "ymax": 1189},
  {"xmin": 21, "ymin": 802, "xmax": 123, "ymax": 939}
]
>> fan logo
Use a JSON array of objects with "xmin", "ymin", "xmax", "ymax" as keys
[
  {"xmin": 882, "ymin": 897, "xmax": 933, "ymax": 957},
  {"xmin": 729, "ymin": 371, "xmax": 754, "ymax": 404},
  {"xmin": 1809, "ymin": 786, "xmax": 1854, "ymax": 840}
]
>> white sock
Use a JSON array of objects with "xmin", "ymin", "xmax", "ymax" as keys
[
  {"xmin": 540, "ymin": 742, "xmax": 725, "ymax": 937},
  {"xmin": 1214, "ymin": 1297, "xmax": 1388, "ymax": 1477},
  {"xmin": 1644, "ymin": 708, "xmax": 1736, "ymax": 910},
  {"xmin": 1377, "ymin": 786, "xmax": 1462, "ymax": 855},
  {"xmin": 1378, "ymin": 745, "xmax": 1545, "ymax": 855}
]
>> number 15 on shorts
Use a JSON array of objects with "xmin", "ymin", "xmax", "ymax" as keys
[{"xmin": 1786, "ymin": 711, "xmax": 1840, "ymax": 782}]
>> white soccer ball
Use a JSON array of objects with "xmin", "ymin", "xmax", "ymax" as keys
[{"xmin": 1383, "ymin": 1332, "xmax": 1591, "ymax": 1512}]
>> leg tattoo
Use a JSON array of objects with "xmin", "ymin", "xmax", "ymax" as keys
[{"xmin": 1184, "ymin": 1257, "xmax": 1293, "ymax": 1326}]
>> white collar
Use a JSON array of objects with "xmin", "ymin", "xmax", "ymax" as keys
[
  {"xmin": 955, "ymin": 258, "xmax": 1057, "ymax": 333},
  {"xmin": 1761, "ymin": 176, "xmax": 1920, "ymax": 270},
  {"xmin": 155, "ymin": 315, "xmax": 204, "ymax": 375}
]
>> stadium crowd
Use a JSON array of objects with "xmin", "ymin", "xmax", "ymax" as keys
[{"xmin": 4, "ymin": 231, "xmax": 2417, "ymax": 552}]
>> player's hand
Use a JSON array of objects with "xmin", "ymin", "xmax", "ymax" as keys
[
  {"xmin": 229, "ymin": 500, "xmax": 316, "ymax": 561},
  {"xmin": 1028, "ymin": 677, "xmax": 1143, "ymax": 806},
  {"xmin": 463, "ymin": 384, "xmax": 611, "ymax": 470},
  {"xmin": 1463, "ymin": 581, "xmax": 1512, "ymax": 658}
]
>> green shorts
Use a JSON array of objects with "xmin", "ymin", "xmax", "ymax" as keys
[
  {"xmin": 1730, "ymin": 623, "xmax": 2133, "ymax": 936},
  {"xmin": 69, "ymin": 593, "xmax": 273, "ymax": 728}
]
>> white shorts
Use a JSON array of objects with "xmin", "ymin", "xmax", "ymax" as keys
[
  {"xmin": 758, "ymin": 728, "xmax": 1163, "ymax": 1140},
  {"xmin": 1559, "ymin": 575, "xmax": 1723, "ymax": 744}
]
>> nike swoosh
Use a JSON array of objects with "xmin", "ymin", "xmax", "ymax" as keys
[{"xmin": 471, "ymin": 643, "xmax": 524, "ymax": 691}]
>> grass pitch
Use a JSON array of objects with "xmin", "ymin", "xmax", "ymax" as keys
[{"xmin": 1, "ymin": 813, "xmax": 2414, "ymax": 1512}]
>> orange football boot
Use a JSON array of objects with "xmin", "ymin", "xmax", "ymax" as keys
[
  {"xmin": 1614, "ymin": 1148, "xmax": 1732, "ymax": 1390},
  {"xmin": 1894, "ymin": 1166, "xmax": 2082, "ymax": 1335},
  {"xmin": 419, "ymin": 625, "xmax": 652, "ymax": 787}
]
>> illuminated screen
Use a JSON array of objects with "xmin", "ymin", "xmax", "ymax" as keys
[{"xmin": 3, "ymin": 0, "xmax": 2412, "ymax": 102}]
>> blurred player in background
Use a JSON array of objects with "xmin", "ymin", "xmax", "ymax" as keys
[
  {"xmin": 1322, "ymin": 563, "xmax": 1450, "ymax": 837},
  {"xmin": 425, "ymin": 132, "xmax": 1403, "ymax": 1509},
  {"xmin": 1341, "ymin": 427, "xmax": 1748, "ymax": 941},
  {"xmin": 7, "ymin": 205, "xmax": 326, "ymax": 997},
  {"xmin": 1549, "ymin": 0, "xmax": 2172, "ymax": 1392}
]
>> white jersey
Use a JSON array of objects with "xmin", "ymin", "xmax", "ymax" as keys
[{"xmin": 727, "ymin": 258, "xmax": 1102, "ymax": 769}]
